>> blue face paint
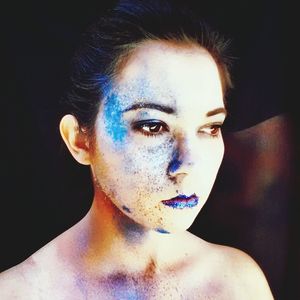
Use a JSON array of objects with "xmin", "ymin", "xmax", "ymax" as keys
[
  {"xmin": 108, "ymin": 273, "xmax": 139, "ymax": 300},
  {"xmin": 122, "ymin": 205, "xmax": 132, "ymax": 213},
  {"xmin": 103, "ymin": 93, "xmax": 128, "ymax": 144},
  {"xmin": 114, "ymin": 290, "xmax": 138, "ymax": 300},
  {"xmin": 155, "ymin": 228, "xmax": 170, "ymax": 234},
  {"xmin": 167, "ymin": 148, "xmax": 182, "ymax": 174},
  {"xmin": 75, "ymin": 276, "xmax": 88, "ymax": 298}
]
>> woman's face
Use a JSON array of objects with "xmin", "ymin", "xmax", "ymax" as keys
[{"xmin": 90, "ymin": 40, "xmax": 226, "ymax": 233}]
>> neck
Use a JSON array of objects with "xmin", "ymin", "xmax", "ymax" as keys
[{"xmin": 73, "ymin": 189, "xmax": 176, "ymax": 276}]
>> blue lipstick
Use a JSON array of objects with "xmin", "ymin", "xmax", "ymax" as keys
[{"xmin": 161, "ymin": 194, "xmax": 199, "ymax": 209}]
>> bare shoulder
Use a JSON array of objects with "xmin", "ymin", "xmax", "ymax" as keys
[
  {"xmin": 200, "ymin": 239, "xmax": 274, "ymax": 299},
  {"xmin": 0, "ymin": 256, "xmax": 38, "ymax": 299},
  {"xmin": 0, "ymin": 240, "xmax": 62, "ymax": 300}
]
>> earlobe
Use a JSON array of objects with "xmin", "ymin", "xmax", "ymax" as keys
[{"xmin": 59, "ymin": 114, "xmax": 91, "ymax": 165}]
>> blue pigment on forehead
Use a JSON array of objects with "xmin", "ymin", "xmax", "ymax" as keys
[
  {"xmin": 168, "ymin": 148, "xmax": 182, "ymax": 173},
  {"xmin": 156, "ymin": 228, "xmax": 170, "ymax": 234},
  {"xmin": 104, "ymin": 92, "xmax": 127, "ymax": 144}
]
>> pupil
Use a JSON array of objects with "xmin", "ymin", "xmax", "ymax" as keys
[
  {"xmin": 150, "ymin": 124, "xmax": 159, "ymax": 132},
  {"xmin": 212, "ymin": 127, "xmax": 218, "ymax": 134}
]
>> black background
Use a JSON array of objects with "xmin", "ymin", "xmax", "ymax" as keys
[{"xmin": 2, "ymin": 1, "xmax": 297, "ymax": 299}]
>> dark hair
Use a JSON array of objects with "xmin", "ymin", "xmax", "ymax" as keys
[{"xmin": 62, "ymin": 0, "xmax": 233, "ymax": 137}]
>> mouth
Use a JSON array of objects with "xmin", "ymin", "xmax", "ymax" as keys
[{"xmin": 161, "ymin": 193, "xmax": 199, "ymax": 209}]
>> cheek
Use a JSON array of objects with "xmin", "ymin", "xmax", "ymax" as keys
[
  {"xmin": 94, "ymin": 135, "xmax": 174, "ymax": 198},
  {"xmin": 199, "ymin": 139, "xmax": 224, "ymax": 178},
  {"xmin": 210, "ymin": 139, "xmax": 224, "ymax": 163},
  {"xmin": 215, "ymin": 139, "xmax": 225, "ymax": 166},
  {"xmin": 123, "ymin": 139, "xmax": 173, "ymax": 187}
]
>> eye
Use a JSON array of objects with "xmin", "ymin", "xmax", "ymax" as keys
[
  {"xmin": 132, "ymin": 120, "xmax": 169, "ymax": 137},
  {"xmin": 199, "ymin": 124, "xmax": 222, "ymax": 138}
]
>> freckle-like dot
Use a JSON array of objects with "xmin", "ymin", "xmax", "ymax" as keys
[{"xmin": 122, "ymin": 205, "xmax": 131, "ymax": 213}]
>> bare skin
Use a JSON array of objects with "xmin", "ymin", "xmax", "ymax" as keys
[
  {"xmin": 0, "ymin": 41, "xmax": 274, "ymax": 299},
  {"xmin": 0, "ymin": 201, "xmax": 273, "ymax": 299}
]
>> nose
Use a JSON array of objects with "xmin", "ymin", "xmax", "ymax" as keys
[{"xmin": 167, "ymin": 136, "xmax": 197, "ymax": 182}]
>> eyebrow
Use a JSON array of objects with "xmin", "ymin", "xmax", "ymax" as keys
[
  {"xmin": 122, "ymin": 102, "xmax": 227, "ymax": 117},
  {"xmin": 122, "ymin": 103, "xmax": 175, "ymax": 114},
  {"xmin": 206, "ymin": 107, "xmax": 227, "ymax": 117}
]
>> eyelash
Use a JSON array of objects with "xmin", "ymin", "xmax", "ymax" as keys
[
  {"xmin": 199, "ymin": 124, "xmax": 222, "ymax": 138},
  {"xmin": 132, "ymin": 120, "xmax": 223, "ymax": 138},
  {"xmin": 132, "ymin": 120, "xmax": 168, "ymax": 137}
]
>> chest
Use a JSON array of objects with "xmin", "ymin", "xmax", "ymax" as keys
[
  {"xmin": 70, "ymin": 273, "xmax": 185, "ymax": 300},
  {"xmin": 29, "ymin": 259, "xmax": 236, "ymax": 300},
  {"xmin": 64, "ymin": 272, "xmax": 232, "ymax": 300}
]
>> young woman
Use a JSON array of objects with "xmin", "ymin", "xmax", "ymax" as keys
[{"xmin": 0, "ymin": 0, "xmax": 274, "ymax": 298}]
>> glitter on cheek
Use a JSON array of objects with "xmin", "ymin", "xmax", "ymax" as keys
[
  {"xmin": 138, "ymin": 144, "xmax": 171, "ymax": 187},
  {"xmin": 103, "ymin": 93, "xmax": 128, "ymax": 144},
  {"xmin": 125, "ymin": 140, "xmax": 173, "ymax": 194},
  {"xmin": 115, "ymin": 136, "xmax": 175, "ymax": 227}
]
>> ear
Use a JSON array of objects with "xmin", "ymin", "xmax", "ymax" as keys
[{"xmin": 59, "ymin": 114, "xmax": 91, "ymax": 165}]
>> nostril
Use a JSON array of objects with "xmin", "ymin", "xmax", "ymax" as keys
[{"xmin": 168, "ymin": 173, "xmax": 186, "ymax": 185}]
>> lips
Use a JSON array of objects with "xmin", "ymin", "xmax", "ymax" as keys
[{"xmin": 161, "ymin": 193, "xmax": 199, "ymax": 209}]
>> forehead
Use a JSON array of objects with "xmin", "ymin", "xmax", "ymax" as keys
[{"xmin": 110, "ymin": 40, "xmax": 224, "ymax": 112}]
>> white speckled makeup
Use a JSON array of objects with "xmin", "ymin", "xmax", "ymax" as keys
[{"xmin": 90, "ymin": 40, "xmax": 226, "ymax": 233}]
